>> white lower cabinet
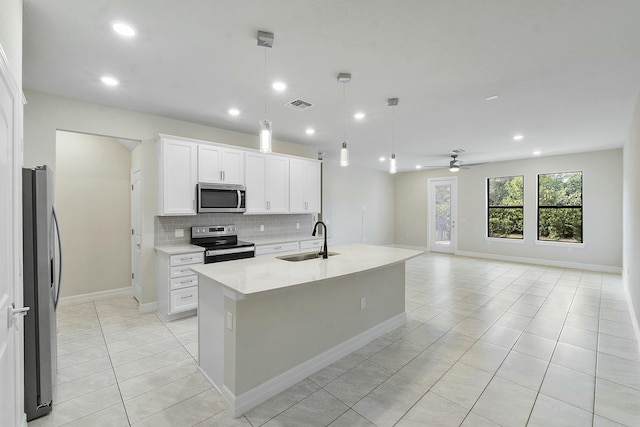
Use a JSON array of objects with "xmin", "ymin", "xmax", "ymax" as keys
[{"xmin": 156, "ymin": 249, "xmax": 203, "ymax": 321}]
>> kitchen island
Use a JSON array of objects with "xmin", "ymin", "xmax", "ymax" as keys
[{"xmin": 190, "ymin": 243, "xmax": 422, "ymax": 417}]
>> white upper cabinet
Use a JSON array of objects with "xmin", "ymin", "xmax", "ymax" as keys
[
  {"xmin": 198, "ymin": 144, "xmax": 244, "ymax": 185},
  {"xmin": 245, "ymin": 153, "xmax": 289, "ymax": 214},
  {"xmin": 289, "ymin": 159, "xmax": 321, "ymax": 213},
  {"xmin": 159, "ymin": 136, "xmax": 198, "ymax": 215}
]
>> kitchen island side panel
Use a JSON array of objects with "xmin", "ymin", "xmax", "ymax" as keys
[{"xmin": 230, "ymin": 263, "xmax": 405, "ymax": 395}]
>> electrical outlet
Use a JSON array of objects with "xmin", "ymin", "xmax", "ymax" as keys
[
  {"xmin": 175, "ymin": 229, "xmax": 184, "ymax": 237},
  {"xmin": 360, "ymin": 297, "xmax": 366, "ymax": 310},
  {"xmin": 260, "ymin": 225, "xmax": 264, "ymax": 232},
  {"xmin": 226, "ymin": 312, "xmax": 233, "ymax": 330},
  {"xmin": 296, "ymin": 223, "xmax": 300, "ymax": 229}
]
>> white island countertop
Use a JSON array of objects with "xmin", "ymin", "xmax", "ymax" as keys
[{"xmin": 190, "ymin": 243, "xmax": 422, "ymax": 295}]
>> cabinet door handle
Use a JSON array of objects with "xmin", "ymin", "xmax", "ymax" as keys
[
  {"xmin": 223, "ymin": 171, "xmax": 226, "ymax": 181},
  {"xmin": 181, "ymin": 295, "xmax": 193, "ymax": 300}
]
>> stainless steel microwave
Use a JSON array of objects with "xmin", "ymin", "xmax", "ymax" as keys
[{"xmin": 197, "ymin": 183, "xmax": 246, "ymax": 213}]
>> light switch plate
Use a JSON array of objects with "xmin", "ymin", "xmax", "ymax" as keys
[
  {"xmin": 226, "ymin": 312, "xmax": 233, "ymax": 330},
  {"xmin": 175, "ymin": 229, "xmax": 184, "ymax": 237}
]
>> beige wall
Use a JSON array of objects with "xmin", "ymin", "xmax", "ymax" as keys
[
  {"xmin": 0, "ymin": 0, "xmax": 22, "ymax": 89},
  {"xmin": 56, "ymin": 131, "xmax": 132, "ymax": 297},
  {"xmin": 322, "ymin": 163, "xmax": 395, "ymax": 246},
  {"xmin": 624, "ymin": 95, "xmax": 640, "ymax": 332},
  {"xmin": 395, "ymin": 149, "xmax": 623, "ymax": 270}
]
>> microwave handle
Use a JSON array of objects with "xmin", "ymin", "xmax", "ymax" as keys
[{"xmin": 237, "ymin": 190, "xmax": 242, "ymax": 209}]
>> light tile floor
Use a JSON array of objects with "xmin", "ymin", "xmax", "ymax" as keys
[{"xmin": 29, "ymin": 253, "xmax": 640, "ymax": 426}]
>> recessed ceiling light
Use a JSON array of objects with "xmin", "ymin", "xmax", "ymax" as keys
[
  {"xmin": 513, "ymin": 134, "xmax": 524, "ymax": 141},
  {"xmin": 416, "ymin": 165, "xmax": 422, "ymax": 169},
  {"xmin": 100, "ymin": 76, "xmax": 119, "ymax": 86},
  {"xmin": 379, "ymin": 157, "xmax": 386, "ymax": 162},
  {"xmin": 485, "ymin": 95, "xmax": 499, "ymax": 101},
  {"xmin": 533, "ymin": 150, "xmax": 541, "ymax": 155},
  {"xmin": 272, "ymin": 81, "xmax": 286, "ymax": 91},
  {"xmin": 228, "ymin": 108, "xmax": 240, "ymax": 116},
  {"xmin": 112, "ymin": 22, "xmax": 136, "ymax": 37},
  {"xmin": 305, "ymin": 128, "xmax": 315, "ymax": 135},
  {"xmin": 354, "ymin": 112, "xmax": 365, "ymax": 120}
]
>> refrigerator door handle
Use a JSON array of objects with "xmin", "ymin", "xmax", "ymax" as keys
[
  {"xmin": 7, "ymin": 303, "xmax": 30, "ymax": 331},
  {"xmin": 52, "ymin": 207, "xmax": 62, "ymax": 309}
]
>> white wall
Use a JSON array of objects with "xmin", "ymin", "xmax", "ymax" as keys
[
  {"xmin": 623, "ymin": 95, "xmax": 640, "ymax": 333},
  {"xmin": 56, "ymin": 131, "xmax": 132, "ymax": 297},
  {"xmin": 322, "ymin": 163, "xmax": 395, "ymax": 246},
  {"xmin": 0, "ymin": 0, "xmax": 22, "ymax": 89},
  {"xmin": 395, "ymin": 149, "xmax": 623, "ymax": 270}
]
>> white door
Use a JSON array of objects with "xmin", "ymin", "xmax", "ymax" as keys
[
  {"xmin": 131, "ymin": 169, "xmax": 142, "ymax": 301},
  {"xmin": 428, "ymin": 177, "xmax": 458, "ymax": 253},
  {"xmin": 1, "ymin": 46, "xmax": 24, "ymax": 426}
]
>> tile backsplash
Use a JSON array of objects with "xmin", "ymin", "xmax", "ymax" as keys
[{"xmin": 155, "ymin": 213, "xmax": 315, "ymax": 246}]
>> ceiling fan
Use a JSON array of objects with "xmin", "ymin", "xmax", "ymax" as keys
[{"xmin": 418, "ymin": 153, "xmax": 469, "ymax": 172}]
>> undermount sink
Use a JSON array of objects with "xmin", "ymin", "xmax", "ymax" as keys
[{"xmin": 277, "ymin": 251, "xmax": 339, "ymax": 262}]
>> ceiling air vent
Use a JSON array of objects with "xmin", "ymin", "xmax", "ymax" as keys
[{"xmin": 286, "ymin": 99, "xmax": 314, "ymax": 111}]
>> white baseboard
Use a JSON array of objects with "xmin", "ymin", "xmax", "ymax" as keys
[
  {"xmin": 138, "ymin": 301, "xmax": 158, "ymax": 314},
  {"xmin": 455, "ymin": 250, "xmax": 622, "ymax": 274},
  {"xmin": 622, "ymin": 275, "xmax": 640, "ymax": 354},
  {"xmin": 209, "ymin": 312, "xmax": 407, "ymax": 418},
  {"xmin": 58, "ymin": 287, "xmax": 131, "ymax": 306}
]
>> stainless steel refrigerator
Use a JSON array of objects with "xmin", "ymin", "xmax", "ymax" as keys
[{"xmin": 22, "ymin": 165, "xmax": 62, "ymax": 421}]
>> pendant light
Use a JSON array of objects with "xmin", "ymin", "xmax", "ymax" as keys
[
  {"xmin": 388, "ymin": 98, "xmax": 398, "ymax": 174},
  {"xmin": 257, "ymin": 31, "xmax": 274, "ymax": 153},
  {"xmin": 337, "ymin": 73, "xmax": 351, "ymax": 167}
]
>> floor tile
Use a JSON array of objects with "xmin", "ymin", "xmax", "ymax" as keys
[
  {"xmin": 62, "ymin": 402, "xmax": 129, "ymax": 427},
  {"xmin": 308, "ymin": 352, "xmax": 366, "ymax": 387},
  {"xmin": 395, "ymin": 349, "xmax": 456, "ymax": 389},
  {"xmin": 460, "ymin": 411, "xmax": 500, "ymax": 426},
  {"xmin": 451, "ymin": 317, "xmax": 492, "ymax": 339},
  {"xmin": 458, "ymin": 340, "xmax": 509, "ymax": 374},
  {"xmin": 402, "ymin": 323, "xmax": 449, "ymax": 348},
  {"xmin": 395, "ymin": 391, "xmax": 468, "ymax": 427},
  {"xmin": 512, "ymin": 332, "xmax": 556, "ymax": 361},
  {"xmin": 595, "ymin": 378, "xmax": 640, "ymax": 426},
  {"xmin": 431, "ymin": 362, "xmax": 492, "ymax": 409},
  {"xmin": 131, "ymin": 389, "xmax": 225, "ymax": 426},
  {"xmin": 323, "ymin": 360, "xmax": 393, "ymax": 407},
  {"xmin": 598, "ymin": 334, "xmax": 640, "ymax": 362},
  {"xmin": 524, "ymin": 317, "xmax": 563, "ymax": 340},
  {"xmin": 528, "ymin": 393, "xmax": 592, "ymax": 427},
  {"xmin": 327, "ymin": 409, "xmax": 375, "ymax": 426},
  {"xmin": 352, "ymin": 373, "xmax": 426, "ymax": 426},
  {"xmin": 559, "ymin": 325, "xmax": 598, "ymax": 351},
  {"xmin": 245, "ymin": 378, "xmax": 320, "ymax": 426},
  {"xmin": 54, "ymin": 368, "xmax": 117, "ymax": 404},
  {"xmin": 552, "ymin": 342, "xmax": 596, "ymax": 375},
  {"xmin": 479, "ymin": 324, "xmax": 521, "ymax": 349},
  {"xmin": 263, "ymin": 389, "xmax": 348, "ymax": 427},
  {"xmin": 597, "ymin": 352, "xmax": 640, "ymax": 391},
  {"xmin": 118, "ymin": 357, "xmax": 200, "ymax": 401},
  {"xmin": 472, "ymin": 377, "xmax": 537, "ymax": 426},
  {"xmin": 495, "ymin": 350, "xmax": 548, "ymax": 391},
  {"xmin": 540, "ymin": 363, "xmax": 595, "ymax": 412},
  {"xmin": 368, "ymin": 339, "xmax": 423, "ymax": 372},
  {"xmin": 195, "ymin": 410, "xmax": 252, "ymax": 426}
]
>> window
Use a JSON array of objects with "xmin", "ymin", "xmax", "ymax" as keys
[
  {"xmin": 487, "ymin": 176, "xmax": 524, "ymax": 239},
  {"xmin": 537, "ymin": 171, "xmax": 583, "ymax": 243}
]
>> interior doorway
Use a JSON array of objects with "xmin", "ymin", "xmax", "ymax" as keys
[{"xmin": 428, "ymin": 176, "xmax": 458, "ymax": 253}]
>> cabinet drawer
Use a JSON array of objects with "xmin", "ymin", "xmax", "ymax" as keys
[
  {"xmin": 170, "ymin": 252, "xmax": 204, "ymax": 267},
  {"xmin": 170, "ymin": 265, "xmax": 197, "ymax": 278},
  {"xmin": 255, "ymin": 242, "xmax": 299, "ymax": 256},
  {"xmin": 300, "ymin": 239, "xmax": 323, "ymax": 250},
  {"xmin": 170, "ymin": 286, "xmax": 198, "ymax": 314},
  {"xmin": 170, "ymin": 274, "xmax": 198, "ymax": 290}
]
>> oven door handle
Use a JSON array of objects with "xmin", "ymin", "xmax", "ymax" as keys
[{"xmin": 206, "ymin": 246, "xmax": 255, "ymax": 257}]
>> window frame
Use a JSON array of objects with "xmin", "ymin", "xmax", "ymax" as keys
[
  {"xmin": 486, "ymin": 175, "xmax": 525, "ymax": 241},
  {"xmin": 536, "ymin": 170, "xmax": 584, "ymax": 245}
]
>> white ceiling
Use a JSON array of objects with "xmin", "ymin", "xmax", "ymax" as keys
[{"xmin": 22, "ymin": 0, "xmax": 640, "ymax": 172}]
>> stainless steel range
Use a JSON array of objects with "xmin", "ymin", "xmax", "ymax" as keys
[{"xmin": 191, "ymin": 225, "xmax": 255, "ymax": 263}]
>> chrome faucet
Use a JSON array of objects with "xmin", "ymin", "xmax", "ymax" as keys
[{"xmin": 312, "ymin": 221, "xmax": 328, "ymax": 259}]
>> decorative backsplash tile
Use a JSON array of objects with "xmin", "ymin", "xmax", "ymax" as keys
[{"xmin": 155, "ymin": 213, "xmax": 315, "ymax": 246}]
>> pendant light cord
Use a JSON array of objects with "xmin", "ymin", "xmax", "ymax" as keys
[
  {"xmin": 392, "ymin": 106, "xmax": 396, "ymax": 153},
  {"xmin": 263, "ymin": 47, "xmax": 267, "ymax": 119},
  {"xmin": 342, "ymin": 83, "xmax": 346, "ymax": 141}
]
